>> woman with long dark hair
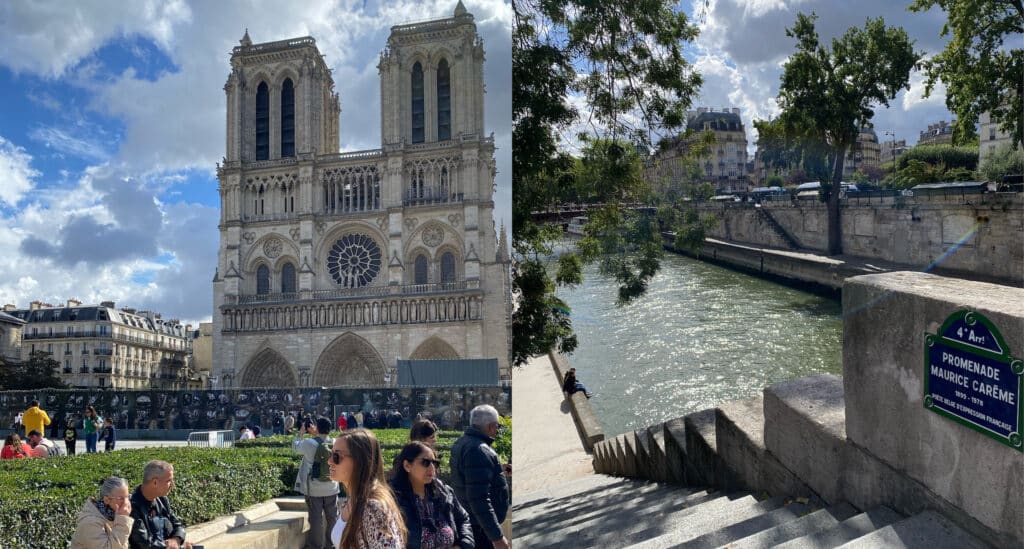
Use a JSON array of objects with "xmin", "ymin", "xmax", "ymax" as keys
[
  {"xmin": 329, "ymin": 428, "xmax": 406, "ymax": 548},
  {"xmin": 389, "ymin": 442, "xmax": 474, "ymax": 549}
]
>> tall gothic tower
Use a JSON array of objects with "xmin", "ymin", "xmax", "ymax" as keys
[{"xmin": 212, "ymin": 3, "xmax": 509, "ymax": 388}]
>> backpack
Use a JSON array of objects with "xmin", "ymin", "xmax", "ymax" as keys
[
  {"xmin": 46, "ymin": 443, "xmax": 62, "ymax": 457},
  {"xmin": 310, "ymin": 437, "xmax": 332, "ymax": 483}
]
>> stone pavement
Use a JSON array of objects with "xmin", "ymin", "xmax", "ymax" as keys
[{"xmin": 512, "ymin": 353, "xmax": 593, "ymax": 497}]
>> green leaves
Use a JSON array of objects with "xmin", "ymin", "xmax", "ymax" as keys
[
  {"xmin": 0, "ymin": 351, "xmax": 68, "ymax": 391},
  {"xmin": 910, "ymin": 0, "xmax": 1023, "ymax": 147}
]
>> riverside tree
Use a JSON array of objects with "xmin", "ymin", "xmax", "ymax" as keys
[
  {"xmin": 776, "ymin": 13, "xmax": 919, "ymax": 255},
  {"xmin": 910, "ymin": 0, "xmax": 1023, "ymax": 147},
  {"xmin": 513, "ymin": 0, "xmax": 703, "ymax": 365}
]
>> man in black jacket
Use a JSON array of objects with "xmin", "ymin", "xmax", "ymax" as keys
[
  {"xmin": 450, "ymin": 405, "xmax": 509, "ymax": 549},
  {"xmin": 129, "ymin": 460, "xmax": 192, "ymax": 549}
]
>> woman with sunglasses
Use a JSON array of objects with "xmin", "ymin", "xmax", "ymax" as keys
[
  {"xmin": 329, "ymin": 428, "xmax": 407, "ymax": 549},
  {"xmin": 389, "ymin": 442, "xmax": 474, "ymax": 549},
  {"xmin": 70, "ymin": 476, "xmax": 133, "ymax": 548}
]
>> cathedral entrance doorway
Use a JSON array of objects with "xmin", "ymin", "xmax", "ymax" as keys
[
  {"xmin": 241, "ymin": 348, "xmax": 298, "ymax": 387},
  {"xmin": 313, "ymin": 332, "xmax": 386, "ymax": 386}
]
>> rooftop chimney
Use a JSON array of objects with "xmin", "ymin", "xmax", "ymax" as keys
[
  {"xmin": 732, "ymin": 107, "xmax": 740, "ymax": 115},
  {"xmin": 67, "ymin": 298, "xmax": 82, "ymax": 307},
  {"xmin": 29, "ymin": 301, "xmax": 42, "ymax": 310},
  {"xmin": 100, "ymin": 301, "xmax": 115, "ymax": 308},
  {"xmin": 3, "ymin": 304, "xmax": 15, "ymax": 311}
]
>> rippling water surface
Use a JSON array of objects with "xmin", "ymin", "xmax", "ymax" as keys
[{"xmin": 555, "ymin": 246, "xmax": 842, "ymax": 437}]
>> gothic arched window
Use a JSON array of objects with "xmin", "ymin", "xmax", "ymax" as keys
[
  {"xmin": 440, "ymin": 252, "xmax": 456, "ymax": 283},
  {"xmin": 411, "ymin": 62, "xmax": 424, "ymax": 144},
  {"xmin": 255, "ymin": 82, "xmax": 269, "ymax": 160},
  {"xmin": 281, "ymin": 262, "xmax": 296, "ymax": 294},
  {"xmin": 281, "ymin": 78, "xmax": 295, "ymax": 157},
  {"xmin": 437, "ymin": 59, "xmax": 451, "ymax": 141},
  {"xmin": 414, "ymin": 254, "xmax": 429, "ymax": 285},
  {"xmin": 256, "ymin": 265, "xmax": 270, "ymax": 295}
]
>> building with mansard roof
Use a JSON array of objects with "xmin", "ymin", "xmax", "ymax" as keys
[
  {"xmin": 212, "ymin": 2, "xmax": 511, "ymax": 389},
  {"xmin": 4, "ymin": 300, "xmax": 195, "ymax": 390}
]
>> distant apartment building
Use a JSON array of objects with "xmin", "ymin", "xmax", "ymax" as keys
[
  {"xmin": 6, "ymin": 301, "xmax": 196, "ymax": 390},
  {"xmin": 646, "ymin": 107, "xmax": 750, "ymax": 195},
  {"xmin": 918, "ymin": 120, "xmax": 955, "ymax": 146},
  {"xmin": 0, "ymin": 311, "xmax": 25, "ymax": 363},
  {"xmin": 843, "ymin": 126, "xmax": 882, "ymax": 178},
  {"xmin": 191, "ymin": 322, "xmax": 213, "ymax": 387},
  {"xmin": 880, "ymin": 139, "xmax": 909, "ymax": 167},
  {"xmin": 979, "ymin": 110, "xmax": 1018, "ymax": 160}
]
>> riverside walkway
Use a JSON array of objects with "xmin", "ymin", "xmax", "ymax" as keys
[{"xmin": 512, "ymin": 353, "xmax": 593, "ymax": 497}]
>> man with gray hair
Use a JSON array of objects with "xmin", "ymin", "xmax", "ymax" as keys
[
  {"xmin": 129, "ymin": 460, "xmax": 192, "ymax": 549},
  {"xmin": 450, "ymin": 404, "xmax": 510, "ymax": 549}
]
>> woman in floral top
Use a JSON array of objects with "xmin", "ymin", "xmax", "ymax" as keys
[
  {"xmin": 389, "ymin": 441, "xmax": 474, "ymax": 549},
  {"xmin": 330, "ymin": 428, "xmax": 407, "ymax": 549}
]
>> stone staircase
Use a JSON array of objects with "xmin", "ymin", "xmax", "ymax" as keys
[
  {"xmin": 188, "ymin": 496, "xmax": 311, "ymax": 548},
  {"xmin": 755, "ymin": 207, "xmax": 801, "ymax": 250},
  {"xmin": 513, "ymin": 472, "xmax": 985, "ymax": 548},
  {"xmin": 511, "ymin": 374, "xmax": 997, "ymax": 548}
]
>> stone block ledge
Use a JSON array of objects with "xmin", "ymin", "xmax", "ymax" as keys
[{"xmin": 548, "ymin": 351, "xmax": 605, "ymax": 451}]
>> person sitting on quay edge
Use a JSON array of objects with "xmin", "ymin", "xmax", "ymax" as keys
[
  {"xmin": 129, "ymin": 460, "xmax": 193, "ymax": 549},
  {"xmin": 27, "ymin": 429, "xmax": 59, "ymax": 457},
  {"xmin": 70, "ymin": 476, "xmax": 133, "ymax": 549},
  {"xmin": 100, "ymin": 417, "xmax": 117, "ymax": 452},
  {"xmin": 389, "ymin": 441, "xmax": 474, "ymax": 549},
  {"xmin": 561, "ymin": 367, "xmax": 593, "ymax": 399},
  {"xmin": 1, "ymin": 433, "xmax": 32, "ymax": 459}
]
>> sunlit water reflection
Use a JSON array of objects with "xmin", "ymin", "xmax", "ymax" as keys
[{"xmin": 554, "ymin": 245, "xmax": 842, "ymax": 437}]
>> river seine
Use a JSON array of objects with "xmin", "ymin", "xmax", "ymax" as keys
[{"xmin": 555, "ymin": 247, "xmax": 842, "ymax": 437}]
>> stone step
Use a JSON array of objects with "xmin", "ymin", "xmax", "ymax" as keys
[
  {"xmin": 773, "ymin": 506, "xmax": 903, "ymax": 549},
  {"xmin": 622, "ymin": 495, "xmax": 789, "ymax": 549},
  {"xmin": 837, "ymin": 510, "xmax": 987, "ymax": 549},
  {"xmin": 514, "ymin": 476, "xmax": 680, "ymax": 522},
  {"xmin": 515, "ymin": 490, "xmax": 737, "ymax": 548},
  {"xmin": 667, "ymin": 498, "xmax": 817, "ymax": 549},
  {"xmin": 188, "ymin": 499, "xmax": 282, "ymax": 543},
  {"xmin": 725, "ymin": 502, "xmax": 860, "ymax": 548},
  {"xmin": 273, "ymin": 495, "xmax": 308, "ymax": 513},
  {"xmin": 513, "ymin": 472, "xmax": 639, "ymax": 509},
  {"xmin": 198, "ymin": 509, "xmax": 309, "ymax": 549},
  {"xmin": 514, "ymin": 481, "xmax": 712, "ymax": 534}
]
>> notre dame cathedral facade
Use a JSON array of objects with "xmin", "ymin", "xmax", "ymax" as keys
[{"xmin": 212, "ymin": 3, "xmax": 510, "ymax": 388}]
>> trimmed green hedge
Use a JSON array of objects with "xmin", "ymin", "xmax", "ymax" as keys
[{"xmin": 0, "ymin": 429, "xmax": 481, "ymax": 548}]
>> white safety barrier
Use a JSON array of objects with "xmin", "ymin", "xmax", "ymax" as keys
[{"xmin": 187, "ymin": 430, "xmax": 236, "ymax": 448}]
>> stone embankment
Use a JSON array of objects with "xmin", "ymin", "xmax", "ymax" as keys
[{"xmin": 517, "ymin": 272, "xmax": 1022, "ymax": 548}]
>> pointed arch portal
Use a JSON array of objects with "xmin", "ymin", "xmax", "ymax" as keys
[
  {"xmin": 409, "ymin": 336, "xmax": 460, "ymax": 360},
  {"xmin": 313, "ymin": 332, "xmax": 387, "ymax": 386},
  {"xmin": 241, "ymin": 348, "xmax": 297, "ymax": 387}
]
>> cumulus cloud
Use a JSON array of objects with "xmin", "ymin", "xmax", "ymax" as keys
[{"xmin": 0, "ymin": 136, "xmax": 39, "ymax": 206}]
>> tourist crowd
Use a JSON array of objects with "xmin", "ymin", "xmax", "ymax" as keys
[{"xmin": 4, "ymin": 400, "xmax": 510, "ymax": 549}]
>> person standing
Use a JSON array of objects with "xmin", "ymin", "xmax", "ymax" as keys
[
  {"xmin": 293, "ymin": 416, "xmax": 340, "ymax": 549},
  {"xmin": 273, "ymin": 412, "xmax": 285, "ymax": 435},
  {"xmin": 337, "ymin": 413, "xmax": 348, "ymax": 431},
  {"xmin": 70, "ymin": 476, "xmax": 133, "ymax": 549},
  {"xmin": 389, "ymin": 441, "xmax": 474, "ymax": 549},
  {"xmin": 284, "ymin": 412, "xmax": 296, "ymax": 435},
  {"xmin": 100, "ymin": 417, "xmax": 117, "ymax": 452},
  {"xmin": 328, "ymin": 428, "xmax": 405, "ymax": 548},
  {"xmin": 450, "ymin": 405, "xmax": 509, "ymax": 549},
  {"xmin": 22, "ymin": 399, "xmax": 51, "ymax": 438},
  {"xmin": 64, "ymin": 420, "xmax": 78, "ymax": 455},
  {"xmin": 128, "ymin": 460, "xmax": 192, "ymax": 549},
  {"xmin": 83, "ymin": 406, "xmax": 102, "ymax": 454}
]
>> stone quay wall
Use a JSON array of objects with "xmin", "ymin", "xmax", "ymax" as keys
[
  {"xmin": 0, "ymin": 385, "xmax": 511, "ymax": 437},
  {"xmin": 593, "ymin": 272, "xmax": 1023, "ymax": 547},
  {"xmin": 694, "ymin": 192, "xmax": 1023, "ymax": 285}
]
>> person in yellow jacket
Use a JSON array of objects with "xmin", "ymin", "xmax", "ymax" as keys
[{"xmin": 22, "ymin": 400, "xmax": 50, "ymax": 437}]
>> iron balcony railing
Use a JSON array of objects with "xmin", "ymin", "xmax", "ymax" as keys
[{"xmin": 225, "ymin": 280, "xmax": 480, "ymax": 306}]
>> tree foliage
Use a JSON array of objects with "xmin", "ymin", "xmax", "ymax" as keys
[
  {"xmin": 776, "ymin": 13, "xmax": 919, "ymax": 254},
  {"xmin": 512, "ymin": 0, "xmax": 703, "ymax": 365},
  {"xmin": 979, "ymin": 143, "xmax": 1024, "ymax": 182},
  {"xmin": 895, "ymin": 144, "xmax": 979, "ymax": 171},
  {"xmin": 910, "ymin": 0, "xmax": 1023, "ymax": 147},
  {"xmin": 0, "ymin": 351, "xmax": 68, "ymax": 391}
]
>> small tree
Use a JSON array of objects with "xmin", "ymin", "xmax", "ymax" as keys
[
  {"xmin": 776, "ymin": 13, "xmax": 919, "ymax": 255},
  {"xmin": 0, "ymin": 351, "xmax": 68, "ymax": 391},
  {"xmin": 979, "ymin": 143, "xmax": 1024, "ymax": 182}
]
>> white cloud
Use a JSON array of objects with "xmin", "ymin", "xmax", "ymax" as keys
[
  {"xmin": 28, "ymin": 126, "xmax": 110, "ymax": 161},
  {"xmin": 0, "ymin": 136, "xmax": 39, "ymax": 206}
]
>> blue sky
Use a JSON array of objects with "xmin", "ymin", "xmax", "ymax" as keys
[{"xmin": 0, "ymin": 0, "xmax": 511, "ymax": 326}]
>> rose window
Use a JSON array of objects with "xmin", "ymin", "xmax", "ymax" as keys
[{"xmin": 327, "ymin": 234, "xmax": 382, "ymax": 288}]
